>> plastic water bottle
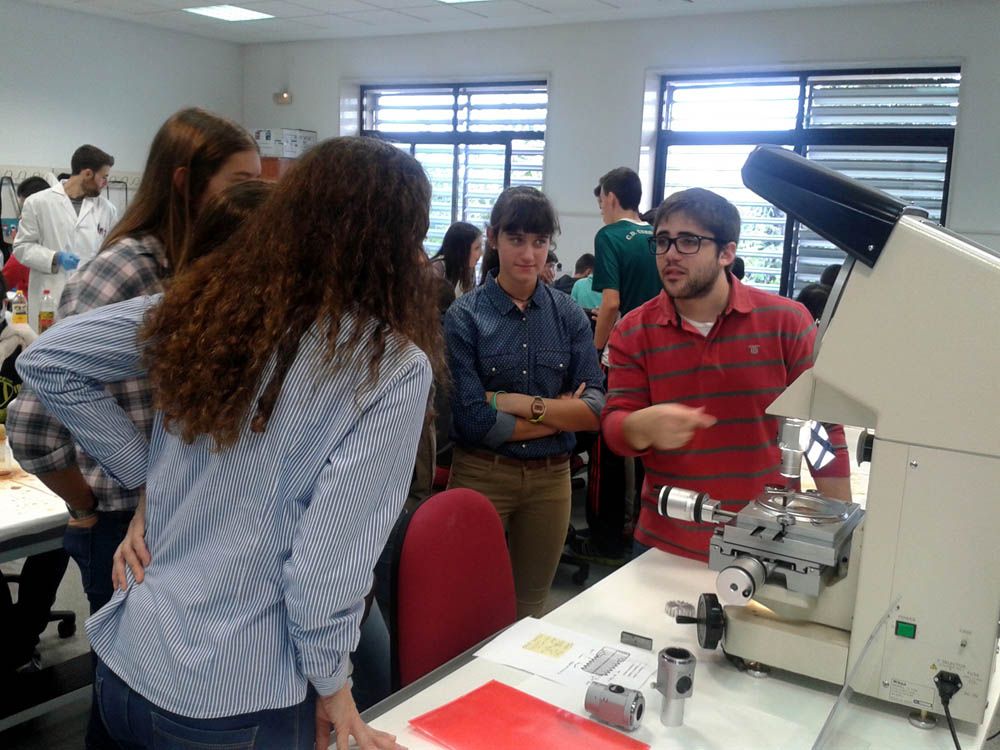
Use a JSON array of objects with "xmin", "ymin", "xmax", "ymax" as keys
[
  {"xmin": 11, "ymin": 288, "xmax": 28, "ymax": 326},
  {"xmin": 38, "ymin": 289, "xmax": 56, "ymax": 332}
]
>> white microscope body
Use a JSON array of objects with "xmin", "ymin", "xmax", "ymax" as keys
[{"xmin": 666, "ymin": 146, "xmax": 1000, "ymax": 726}]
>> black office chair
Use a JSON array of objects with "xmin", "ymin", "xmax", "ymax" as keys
[{"xmin": 6, "ymin": 573, "xmax": 76, "ymax": 639}]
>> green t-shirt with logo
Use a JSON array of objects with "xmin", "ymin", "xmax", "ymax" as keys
[{"xmin": 591, "ymin": 219, "xmax": 659, "ymax": 315}]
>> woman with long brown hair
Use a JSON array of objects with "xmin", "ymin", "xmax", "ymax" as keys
[
  {"xmin": 18, "ymin": 136, "xmax": 438, "ymax": 750},
  {"xmin": 6, "ymin": 107, "xmax": 260, "ymax": 750}
]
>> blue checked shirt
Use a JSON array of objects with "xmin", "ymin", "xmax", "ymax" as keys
[
  {"xmin": 17, "ymin": 295, "xmax": 431, "ymax": 717},
  {"xmin": 7, "ymin": 234, "xmax": 167, "ymax": 512},
  {"xmin": 445, "ymin": 272, "xmax": 605, "ymax": 459}
]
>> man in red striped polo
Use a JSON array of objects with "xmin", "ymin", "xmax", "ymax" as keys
[{"xmin": 601, "ymin": 188, "xmax": 851, "ymax": 561}]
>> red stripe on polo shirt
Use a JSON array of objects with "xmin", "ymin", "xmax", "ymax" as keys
[{"xmin": 602, "ymin": 279, "xmax": 850, "ymax": 562}]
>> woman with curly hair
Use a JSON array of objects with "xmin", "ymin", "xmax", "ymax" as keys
[
  {"xmin": 17, "ymin": 137, "xmax": 439, "ymax": 750},
  {"xmin": 7, "ymin": 107, "xmax": 261, "ymax": 750}
]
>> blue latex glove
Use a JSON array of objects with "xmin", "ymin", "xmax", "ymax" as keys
[{"xmin": 55, "ymin": 250, "xmax": 80, "ymax": 271}]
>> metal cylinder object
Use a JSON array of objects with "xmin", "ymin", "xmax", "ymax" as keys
[
  {"xmin": 584, "ymin": 682, "xmax": 645, "ymax": 732},
  {"xmin": 778, "ymin": 418, "xmax": 807, "ymax": 479},
  {"xmin": 656, "ymin": 647, "xmax": 696, "ymax": 727},
  {"xmin": 716, "ymin": 556, "xmax": 770, "ymax": 607},
  {"xmin": 658, "ymin": 486, "xmax": 728, "ymax": 525}
]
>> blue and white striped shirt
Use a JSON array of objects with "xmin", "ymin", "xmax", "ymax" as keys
[{"xmin": 17, "ymin": 295, "xmax": 431, "ymax": 718}]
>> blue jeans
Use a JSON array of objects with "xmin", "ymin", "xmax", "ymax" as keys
[
  {"xmin": 64, "ymin": 510, "xmax": 133, "ymax": 749},
  {"xmin": 95, "ymin": 659, "xmax": 316, "ymax": 749},
  {"xmin": 64, "ymin": 510, "xmax": 134, "ymax": 616}
]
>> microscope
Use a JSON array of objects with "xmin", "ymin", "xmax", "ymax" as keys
[{"xmin": 664, "ymin": 146, "xmax": 1000, "ymax": 727}]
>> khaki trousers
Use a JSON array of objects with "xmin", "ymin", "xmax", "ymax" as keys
[{"xmin": 448, "ymin": 447, "xmax": 571, "ymax": 619}]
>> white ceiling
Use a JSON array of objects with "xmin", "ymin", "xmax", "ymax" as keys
[{"xmin": 25, "ymin": 0, "xmax": 923, "ymax": 43}]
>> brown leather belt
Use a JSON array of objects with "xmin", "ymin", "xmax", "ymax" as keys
[{"xmin": 460, "ymin": 447, "xmax": 570, "ymax": 470}]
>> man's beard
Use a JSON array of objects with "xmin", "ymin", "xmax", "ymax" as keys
[{"xmin": 663, "ymin": 263, "xmax": 723, "ymax": 300}]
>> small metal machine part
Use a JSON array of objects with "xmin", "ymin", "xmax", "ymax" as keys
[
  {"xmin": 620, "ymin": 631, "xmax": 654, "ymax": 651},
  {"xmin": 585, "ymin": 682, "xmax": 645, "ymax": 732},
  {"xmin": 656, "ymin": 647, "xmax": 696, "ymax": 727}
]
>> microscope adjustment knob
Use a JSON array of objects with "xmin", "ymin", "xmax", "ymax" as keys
[
  {"xmin": 697, "ymin": 592, "xmax": 725, "ymax": 650},
  {"xmin": 857, "ymin": 430, "xmax": 875, "ymax": 465}
]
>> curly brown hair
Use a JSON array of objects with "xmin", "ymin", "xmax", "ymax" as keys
[{"xmin": 140, "ymin": 136, "xmax": 441, "ymax": 449}]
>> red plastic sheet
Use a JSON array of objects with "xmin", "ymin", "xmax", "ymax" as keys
[{"xmin": 409, "ymin": 680, "xmax": 650, "ymax": 749}]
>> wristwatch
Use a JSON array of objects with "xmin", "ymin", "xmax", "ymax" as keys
[
  {"xmin": 66, "ymin": 504, "xmax": 97, "ymax": 521},
  {"xmin": 529, "ymin": 396, "xmax": 547, "ymax": 424}
]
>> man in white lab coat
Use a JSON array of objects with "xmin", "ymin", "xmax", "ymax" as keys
[{"xmin": 13, "ymin": 145, "xmax": 118, "ymax": 330}]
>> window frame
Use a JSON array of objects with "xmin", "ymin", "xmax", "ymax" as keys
[
  {"xmin": 359, "ymin": 80, "xmax": 547, "ymax": 234},
  {"xmin": 650, "ymin": 66, "xmax": 959, "ymax": 296}
]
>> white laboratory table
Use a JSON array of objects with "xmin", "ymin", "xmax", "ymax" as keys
[
  {"xmin": 365, "ymin": 549, "xmax": 997, "ymax": 749},
  {"xmin": 0, "ymin": 467, "xmax": 69, "ymax": 563}
]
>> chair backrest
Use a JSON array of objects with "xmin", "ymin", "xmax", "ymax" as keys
[{"xmin": 389, "ymin": 488, "xmax": 516, "ymax": 690}]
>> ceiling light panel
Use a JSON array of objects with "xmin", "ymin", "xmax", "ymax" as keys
[{"xmin": 183, "ymin": 5, "xmax": 274, "ymax": 21}]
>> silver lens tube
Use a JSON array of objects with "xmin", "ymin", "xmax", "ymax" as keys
[
  {"xmin": 778, "ymin": 418, "xmax": 807, "ymax": 480},
  {"xmin": 658, "ymin": 486, "xmax": 726, "ymax": 525},
  {"xmin": 585, "ymin": 682, "xmax": 645, "ymax": 732},
  {"xmin": 656, "ymin": 647, "xmax": 696, "ymax": 727}
]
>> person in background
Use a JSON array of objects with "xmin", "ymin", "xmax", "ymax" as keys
[
  {"xmin": 3, "ymin": 177, "xmax": 57, "ymax": 298},
  {"xmin": 13, "ymin": 145, "xmax": 118, "ymax": 328},
  {"xmin": 445, "ymin": 186, "xmax": 605, "ymax": 618},
  {"xmin": 0, "ymin": 272, "xmax": 65, "ymax": 676},
  {"xmin": 541, "ymin": 249, "xmax": 560, "ymax": 285},
  {"xmin": 569, "ymin": 253, "xmax": 602, "ymax": 312},
  {"xmin": 730, "ymin": 255, "xmax": 745, "ymax": 280},
  {"xmin": 7, "ymin": 107, "xmax": 261, "ymax": 750},
  {"xmin": 552, "ymin": 253, "xmax": 594, "ymax": 295},
  {"xmin": 573, "ymin": 167, "xmax": 658, "ymax": 565},
  {"xmin": 428, "ymin": 221, "xmax": 483, "ymax": 302},
  {"xmin": 602, "ymin": 188, "xmax": 851, "ymax": 562},
  {"xmin": 18, "ymin": 135, "xmax": 434, "ymax": 750},
  {"xmin": 795, "ymin": 282, "xmax": 832, "ymax": 322},
  {"xmin": 820, "ymin": 263, "xmax": 842, "ymax": 287}
]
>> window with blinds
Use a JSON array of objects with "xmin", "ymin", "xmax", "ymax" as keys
[
  {"xmin": 651, "ymin": 69, "xmax": 960, "ymax": 295},
  {"xmin": 361, "ymin": 82, "xmax": 547, "ymax": 252}
]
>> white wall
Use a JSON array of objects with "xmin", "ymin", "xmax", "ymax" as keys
[
  {"xmin": 242, "ymin": 0, "xmax": 1000, "ymax": 267},
  {"xmin": 0, "ymin": 0, "xmax": 243, "ymax": 182}
]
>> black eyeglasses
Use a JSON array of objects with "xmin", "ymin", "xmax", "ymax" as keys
[{"xmin": 648, "ymin": 233, "xmax": 722, "ymax": 256}]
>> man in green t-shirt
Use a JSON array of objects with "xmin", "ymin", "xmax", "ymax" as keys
[
  {"xmin": 569, "ymin": 168, "xmax": 660, "ymax": 565},
  {"xmin": 591, "ymin": 168, "xmax": 658, "ymax": 352}
]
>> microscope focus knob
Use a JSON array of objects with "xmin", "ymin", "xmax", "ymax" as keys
[
  {"xmin": 857, "ymin": 430, "xmax": 875, "ymax": 465},
  {"xmin": 697, "ymin": 593, "xmax": 725, "ymax": 650}
]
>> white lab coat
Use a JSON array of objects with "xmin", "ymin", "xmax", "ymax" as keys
[{"xmin": 12, "ymin": 181, "xmax": 118, "ymax": 330}]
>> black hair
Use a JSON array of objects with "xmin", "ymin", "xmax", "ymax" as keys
[
  {"xmin": 730, "ymin": 256, "xmax": 745, "ymax": 280},
  {"xmin": 70, "ymin": 144, "xmax": 115, "ymax": 175},
  {"xmin": 795, "ymin": 283, "xmax": 831, "ymax": 321},
  {"xmin": 17, "ymin": 177, "xmax": 51, "ymax": 200},
  {"xmin": 819, "ymin": 264, "xmax": 841, "ymax": 287},
  {"xmin": 595, "ymin": 167, "xmax": 642, "ymax": 211},
  {"xmin": 654, "ymin": 188, "xmax": 742, "ymax": 250},
  {"xmin": 489, "ymin": 186, "xmax": 559, "ymax": 238},
  {"xmin": 575, "ymin": 253, "xmax": 595, "ymax": 275}
]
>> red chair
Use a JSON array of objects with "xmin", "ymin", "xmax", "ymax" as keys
[{"xmin": 389, "ymin": 488, "xmax": 517, "ymax": 690}]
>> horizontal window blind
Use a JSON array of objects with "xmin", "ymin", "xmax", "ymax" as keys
[
  {"xmin": 363, "ymin": 82, "xmax": 547, "ymax": 252},
  {"xmin": 653, "ymin": 69, "xmax": 959, "ymax": 296}
]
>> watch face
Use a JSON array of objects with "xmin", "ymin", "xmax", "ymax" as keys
[{"xmin": 531, "ymin": 398, "xmax": 545, "ymax": 418}]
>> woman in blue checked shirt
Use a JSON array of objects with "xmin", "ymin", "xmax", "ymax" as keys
[
  {"xmin": 444, "ymin": 187, "xmax": 605, "ymax": 618},
  {"xmin": 18, "ymin": 138, "xmax": 439, "ymax": 750}
]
